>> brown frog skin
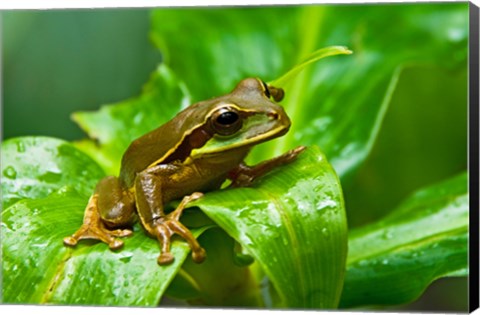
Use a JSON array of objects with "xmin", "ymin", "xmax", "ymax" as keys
[{"xmin": 64, "ymin": 78, "xmax": 305, "ymax": 265}]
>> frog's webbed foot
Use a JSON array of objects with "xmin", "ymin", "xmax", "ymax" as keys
[
  {"xmin": 63, "ymin": 195, "xmax": 133, "ymax": 250},
  {"xmin": 153, "ymin": 192, "xmax": 206, "ymax": 265},
  {"xmin": 230, "ymin": 145, "xmax": 307, "ymax": 187}
]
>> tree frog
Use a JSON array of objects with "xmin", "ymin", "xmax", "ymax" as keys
[{"xmin": 64, "ymin": 78, "xmax": 305, "ymax": 265}]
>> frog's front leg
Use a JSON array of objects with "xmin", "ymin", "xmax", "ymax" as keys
[
  {"xmin": 229, "ymin": 146, "xmax": 306, "ymax": 187},
  {"xmin": 64, "ymin": 176, "xmax": 135, "ymax": 249},
  {"xmin": 135, "ymin": 166, "xmax": 206, "ymax": 265}
]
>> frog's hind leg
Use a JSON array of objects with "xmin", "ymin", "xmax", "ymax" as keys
[{"xmin": 63, "ymin": 176, "xmax": 135, "ymax": 250}]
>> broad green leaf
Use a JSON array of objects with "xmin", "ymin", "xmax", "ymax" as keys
[
  {"xmin": 1, "ymin": 137, "xmax": 105, "ymax": 209},
  {"xmin": 192, "ymin": 146, "xmax": 348, "ymax": 309},
  {"xmin": 150, "ymin": 4, "xmax": 468, "ymax": 179},
  {"xmin": 72, "ymin": 64, "xmax": 190, "ymax": 175},
  {"xmin": 340, "ymin": 172, "xmax": 468, "ymax": 308},
  {"xmin": 150, "ymin": 6, "xmax": 301, "ymax": 101},
  {"xmin": 4, "ymin": 4, "xmax": 469, "ymax": 310},
  {"xmin": 2, "ymin": 137, "xmax": 345, "ymax": 309},
  {"xmin": 1, "ymin": 188, "xmax": 210, "ymax": 306},
  {"xmin": 1, "ymin": 137, "xmax": 207, "ymax": 306}
]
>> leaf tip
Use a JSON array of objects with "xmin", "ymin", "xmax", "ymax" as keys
[
  {"xmin": 70, "ymin": 111, "xmax": 80, "ymax": 123},
  {"xmin": 336, "ymin": 46, "xmax": 353, "ymax": 55}
]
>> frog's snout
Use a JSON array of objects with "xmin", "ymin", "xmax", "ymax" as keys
[{"xmin": 269, "ymin": 106, "xmax": 291, "ymax": 127}]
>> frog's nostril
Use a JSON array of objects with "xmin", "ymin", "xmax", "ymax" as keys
[{"xmin": 268, "ymin": 112, "xmax": 279, "ymax": 120}]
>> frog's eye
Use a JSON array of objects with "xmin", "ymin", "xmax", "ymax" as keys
[{"xmin": 210, "ymin": 107, "xmax": 243, "ymax": 136}]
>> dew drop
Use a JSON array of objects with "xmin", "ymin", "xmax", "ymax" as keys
[
  {"xmin": 16, "ymin": 142, "xmax": 26, "ymax": 153},
  {"xmin": 382, "ymin": 230, "xmax": 394, "ymax": 240},
  {"xmin": 358, "ymin": 260, "xmax": 368, "ymax": 267},
  {"xmin": 321, "ymin": 227, "xmax": 330, "ymax": 239},
  {"xmin": 57, "ymin": 186, "xmax": 69, "ymax": 195},
  {"xmin": 3, "ymin": 166, "xmax": 17, "ymax": 179}
]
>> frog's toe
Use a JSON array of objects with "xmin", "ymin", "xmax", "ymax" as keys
[
  {"xmin": 63, "ymin": 236, "xmax": 78, "ymax": 247},
  {"xmin": 284, "ymin": 146, "xmax": 307, "ymax": 161},
  {"xmin": 108, "ymin": 239, "xmax": 124, "ymax": 250},
  {"xmin": 292, "ymin": 145, "xmax": 307, "ymax": 154},
  {"xmin": 192, "ymin": 247, "xmax": 206, "ymax": 263},
  {"xmin": 63, "ymin": 223, "xmax": 130, "ymax": 251},
  {"xmin": 158, "ymin": 252, "xmax": 175, "ymax": 265},
  {"xmin": 189, "ymin": 192, "xmax": 204, "ymax": 201}
]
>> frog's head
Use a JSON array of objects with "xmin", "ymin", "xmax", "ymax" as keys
[{"xmin": 189, "ymin": 78, "xmax": 291, "ymax": 158}]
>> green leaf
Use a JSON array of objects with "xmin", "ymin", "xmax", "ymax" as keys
[
  {"xmin": 150, "ymin": 4, "xmax": 468, "ymax": 179},
  {"xmin": 2, "ymin": 137, "xmax": 345, "ymax": 308},
  {"xmin": 72, "ymin": 64, "xmax": 190, "ymax": 175},
  {"xmin": 150, "ymin": 6, "xmax": 302, "ymax": 102},
  {"xmin": 269, "ymin": 46, "xmax": 353, "ymax": 87},
  {"xmin": 193, "ymin": 146, "xmax": 348, "ymax": 308},
  {"xmin": 1, "ymin": 137, "xmax": 105, "ymax": 209},
  {"xmin": 340, "ymin": 172, "xmax": 468, "ymax": 308},
  {"xmin": 2, "ymin": 189, "xmax": 210, "ymax": 306},
  {"xmin": 4, "ymin": 4, "xmax": 468, "ymax": 309},
  {"xmin": 167, "ymin": 228, "xmax": 263, "ymax": 307},
  {"xmin": 1, "ymin": 137, "xmax": 207, "ymax": 306}
]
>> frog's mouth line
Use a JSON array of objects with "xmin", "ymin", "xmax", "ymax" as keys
[
  {"xmin": 190, "ymin": 122, "xmax": 290, "ymax": 159},
  {"xmin": 148, "ymin": 110, "xmax": 290, "ymax": 168}
]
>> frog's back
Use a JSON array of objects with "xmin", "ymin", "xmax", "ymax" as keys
[
  {"xmin": 119, "ymin": 99, "xmax": 219, "ymax": 187},
  {"xmin": 119, "ymin": 128, "xmax": 172, "ymax": 187}
]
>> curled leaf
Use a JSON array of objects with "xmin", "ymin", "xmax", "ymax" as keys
[
  {"xmin": 341, "ymin": 172, "xmax": 468, "ymax": 308},
  {"xmin": 193, "ymin": 146, "xmax": 348, "ymax": 309},
  {"xmin": 269, "ymin": 46, "xmax": 353, "ymax": 88},
  {"xmin": 1, "ymin": 137, "xmax": 209, "ymax": 306}
]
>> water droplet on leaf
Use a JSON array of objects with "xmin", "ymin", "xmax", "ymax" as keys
[
  {"xmin": 321, "ymin": 227, "xmax": 330, "ymax": 239},
  {"xmin": 382, "ymin": 230, "xmax": 394, "ymax": 240},
  {"xmin": 16, "ymin": 142, "xmax": 26, "ymax": 153},
  {"xmin": 3, "ymin": 166, "xmax": 17, "ymax": 179}
]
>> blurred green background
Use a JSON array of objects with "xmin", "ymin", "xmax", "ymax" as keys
[
  {"xmin": 2, "ymin": 5, "xmax": 468, "ymax": 311},
  {"xmin": 3, "ymin": 9, "xmax": 161, "ymax": 140}
]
